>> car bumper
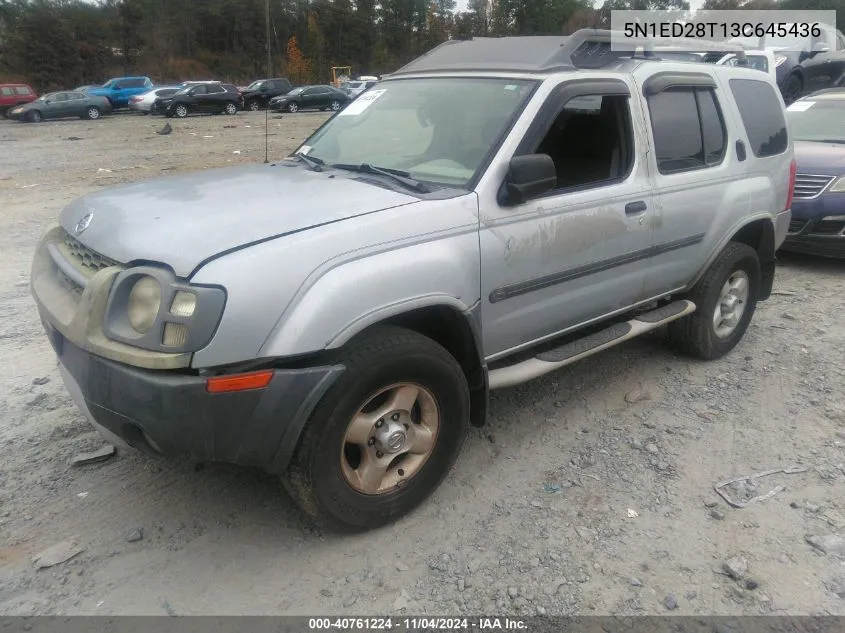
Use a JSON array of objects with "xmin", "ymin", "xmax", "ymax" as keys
[
  {"xmin": 129, "ymin": 102, "xmax": 149, "ymax": 112},
  {"xmin": 774, "ymin": 208, "xmax": 791, "ymax": 250},
  {"xmin": 49, "ymin": 327, "xmax": 344, "ymax": 474}
]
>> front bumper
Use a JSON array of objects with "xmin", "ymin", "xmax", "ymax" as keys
[
  {"xmin": 51, "ymin": 328, "xmax": 344, "ymax": 473},
  {"xmin": 780, "ymin": 200, "xmax": 845, "ymax": 259}
]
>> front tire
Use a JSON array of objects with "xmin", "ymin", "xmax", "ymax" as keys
[
  {"xmin": 782, "ymin": 74, "xmax": 803, "ymax": 106},
  {"xmin": 27, "ymin": 110, "xmax": 42, "ymax": 123},
  {"xmin": 174, "ymin": 104, "xmax": 188, "ymax": 118},
  {"xmin": 287, "ymin": 102, "xmax": 299, "ymax": 113},
  {"xmin": 247, "ymin": 99, "xmax": 261, "ymax": 112},
  {"xmin": 669, "ymin": 242, "xmax": 760, "ymax": 360},
  {"xmin": 285, "ymin": 326, "xmax": 470, "ymax": 532}
]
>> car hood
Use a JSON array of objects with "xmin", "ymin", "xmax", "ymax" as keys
[
  {"xmin": 59, "ymin": 164, "xmax": 419, "ymax": 278},
  {"xmin": 794, "ymin": 140, "xmax": 845, "ymax": 175}
]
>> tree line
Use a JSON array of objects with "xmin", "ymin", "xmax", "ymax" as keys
[{"xmin": 0, "ymin": 0, "xmax": 840, "ymax": 92}]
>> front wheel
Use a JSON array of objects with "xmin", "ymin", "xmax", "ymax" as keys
[
  {"xmin": 27, "ymin": 110, "xmax": 42, "ymax": 123},
  {"xmin": 284, "ymin": 326, "xmax": 470, "ymax": 532},
  {"xmin": 247, "ymin": 99, "xmax": 261, "ymax": 112},
  {"xmin": 173, "ymin": 104, "xmax": 188, "ymax": 118},
  {"xmin": 85, "ymin": 106, "xmax": 101, "ymax": 120},
  {"xmin": 669, "ymin": 241, "xmax": 760, "ymax": 360},
  {"xmin": 287, "ymin": 102, "xmax": 299, "ymax": 113},
  {"xmin": 782, "ymin": 74, "xmax": 803, "ymax": 106}
]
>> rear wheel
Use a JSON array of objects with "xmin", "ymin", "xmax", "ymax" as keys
[
  {"xmin": 284, "ymin": 326, "xmax": 470, "ymax": 532},
  {"xmin": 287, "ymin": 102, "xmax": 299, "ymax": 113},
  {"xmin": 330, "ymin": 99, "xmax": 342, "ymax": 111},
  {"xmin": 85, "ymin": 106, "xmax": 101, "ymax": 120},
  {"xmin": 669, "ymin": 242, "xmax": 760, "ymax": 360},
  {"xmin": 26, "ymin": 110, "xmax": 42, "ymax": 123},
  {"xmin": 224, "ymin": 101, "xmax": 238, "ymax": 115}
]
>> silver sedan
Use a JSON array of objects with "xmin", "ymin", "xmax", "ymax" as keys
[{"xmin": 129, "ymin": 87, "xmax": 181, "ymax": 114}]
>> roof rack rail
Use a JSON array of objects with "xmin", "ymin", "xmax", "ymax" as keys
[{"xmin": 386, "ymin": 28, "xmax": 748, "ymax": 77}]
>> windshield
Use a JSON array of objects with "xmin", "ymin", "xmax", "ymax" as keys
[
  {"xmin": 246, "ymin": 80, "xmax": 265, "ymax": 90},
  {"xmin": 347, "ymin": 82, "xmax": 364, "ymax": 89},
  {"xmin": 287, "ymin": 87, "xmax": 305, "ymax": 95},
  {"xmin": 102, "ymin": 80, "xmax": 116, "ymax": 89},
  {"xmin": 299, "ymin": 77, "xmax": 536, "ymax": 188},
  {"xmin": 787, "ymin": 99, "xmax": 845, "ymax": 142}
]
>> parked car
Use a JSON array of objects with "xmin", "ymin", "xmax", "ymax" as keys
[
  {"xmin": 74, "ymin": 85, "xmax": 101, "ymax": 93},
  {"xmin": 85, "ymin": 77, "xmax": 154, "ymax": 108},
  {"xmin": 269, "ymin": 85, "xmax": 349, "ymax": 112},
  {"xmin": 129, "ymin": 87, "xmax": 181, "ymax": 114},
  {"xmin": 7, "ymin": 91, "xmax": 111, "ymax": 122},
  {"xmin": 240, "ymin": 77, "xmax": 293, "ymax": 111},
  {"xmin": 161, "ymin": 83, "xmax": 242, "ymax": 118},
  {"xmin": 30, "ymin": 29, "xmax": 793, "ymax": 532},
  {"xmin": 340, "ymin": 79, "xmax": 379, "ymax": 99},
  {"xmin": 779, "ymin": 90, "xmax": 845, "ymax": 258},
  {"xmin": 0, "ymin": 83, "xmax": 37, "ymax": 115},
  {"xmin": 729, "ymin": 23, "xmax": 845, "ymax": 104}
]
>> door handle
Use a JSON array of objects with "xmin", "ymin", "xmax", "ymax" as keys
[
  {"xmin": 736, "ymin": 139, "xmax": 747, "ymax": 162},
  {"xmin": 625, "ymin": 201, "xmax": 647, "ymax": 215}
]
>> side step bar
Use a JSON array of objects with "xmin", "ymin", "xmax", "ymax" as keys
[{"xmin": 488, "ymin": 300, "xmax": 696, "ymax": 390}]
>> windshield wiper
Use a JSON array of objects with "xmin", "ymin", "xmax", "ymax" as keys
[
  {"xmin": 814, "ymin": 138, "xmax": 845, "ymax": 145},
  {"xmin": 331, "ymin": 163, "xmax": 430, "ymax": 193},
  {"xmin": 290, "ymin": 152, "xmax": 325, "ymax": 172}
]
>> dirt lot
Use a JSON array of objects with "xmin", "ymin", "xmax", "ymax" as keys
[{"xmin": 1, "ymin": 110, "xmax": 844, "ymax": 617}]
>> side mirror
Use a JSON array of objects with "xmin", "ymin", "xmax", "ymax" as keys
[{"xmin": 504, "ymin": 154, "xmax": 558, "ymax": 205}]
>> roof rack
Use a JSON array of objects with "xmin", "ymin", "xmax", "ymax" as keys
[{"xmin": 387, "ymin": 28, "xmax": 748, "ymax": 77}]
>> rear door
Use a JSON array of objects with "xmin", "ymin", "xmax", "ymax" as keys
[{"xmin": 205, "ymin": 84, "xmax": 227, "ymax": 110}]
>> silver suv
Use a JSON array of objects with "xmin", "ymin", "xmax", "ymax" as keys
[{"xmin": 31, "ymin": 30, "xmax": 794, "ymax": 532}]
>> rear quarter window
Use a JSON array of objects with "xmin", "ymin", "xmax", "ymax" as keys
[
  {"xmin": 1, "ymin": 87, "xmax": 13, "ymax": 96},
  {"xmin": 729, "ymin": 78, "xmax": 788, "ymax": 157}
]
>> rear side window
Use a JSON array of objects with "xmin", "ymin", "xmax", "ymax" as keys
[
  {"xmin": 1, "ymin": 87, "xmax": 13, "ymax": 96},
  {"xmin": 729, "ymin": 78, "xmax": 788, "ymax": 157},
  {"xmin": 15, "ymin": 86, "xmax": 31, "ymax": 95},
  {"xmin": 647, "ymin": 87, "xmax": 727, "ymax": 174}
]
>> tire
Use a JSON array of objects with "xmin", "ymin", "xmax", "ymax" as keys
[
  {"xmin": 669, "ymin": 242, "xmax": 761, "ymax": 360},
  {"xmin": 284, "ymin": 325, "xmax": 470, "ymax": 532},
  {"xmin": 248, "ymin": 99, "xmax": 261, "ymax": 112},
  {"xmin": 85, "ymin": 106, "xmax": 101, "ymax": 120},
  {"xmin": 224, "ymin": 101, "xmax": 238, "ymax": 115},
  {"xmin": 174, "ymin": 104, "xmax": 188, "ymax": 118},
  {"xmin": 330, "ymin": 99, "xmax": 341, "ymax": 111},
  {"xmin": 287, "ymin": 102, "xmax": 299, "ymax": 113},
  {"xmin": 782, "ymin": 74, "xmax": 803, "ymax": 106},
  {"xmin": 27, "ymin": 110, "xmax": 42, "ymax": 123}
]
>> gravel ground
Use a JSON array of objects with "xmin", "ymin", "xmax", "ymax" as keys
[{"xmin": 1, "ymin": 110, "xmax": 844, "ymax": 617}]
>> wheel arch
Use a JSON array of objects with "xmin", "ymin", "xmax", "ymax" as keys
[
  {"xmin": 337, "ymin": 302, "xmax": 488, "ymax": 428},
  {"xmin": 690, "ymin": 216, "xmax": 775, "ymax": 301}
]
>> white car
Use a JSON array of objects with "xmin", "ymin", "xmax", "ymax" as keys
[
  {"xmin": 714, "ymin": 50, "xmax": 778, "ymax": 84},
  {"xmin": 129, "ymin": 86, "xmax": 181, "ymax": 114}
]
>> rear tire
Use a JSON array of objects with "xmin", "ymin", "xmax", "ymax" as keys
[
  {"xmin": 782, "ymin": 74, "xmax": 803, "ymax": 105},
  {"xmin": 330, "ymin": 99, "xmax": 342, "ymax": 111},
  {"xmin": 85, "ymin": 106, "xmax": 101, "ymax": 120},
  {"xmin": 668, "ymin": 242, "xmax": 760, "ymax": 360},
  {"xmin": 284, "ymin": 325, "xmax": 470, "ymax": 532},
  {"xmin": 224, "ymin": 101, "xmax": 238, "ymax": 115}
]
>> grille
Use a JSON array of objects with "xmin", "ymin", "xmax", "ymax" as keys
[
  {"xmin": 811, "ymin": 219, "xmax": 845, "ymax": 236},
  {"xmin": 62, "ymin": 230, "xmax": 118, "ymax": 275},
  {"xmin": 788, "ymin": 219, "xmax": 807, "ymax": 234},
  {"xmin": 793, "ymin": 174, "xmax": 835, "ymax": 200}
]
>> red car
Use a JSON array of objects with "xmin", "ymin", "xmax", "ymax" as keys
[{"xmin": 1, "ymin": 83, "xmax": 38, "ymax": 116}]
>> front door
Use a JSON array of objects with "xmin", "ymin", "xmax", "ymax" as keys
[
  {"xmin": 44, "ymin": 93, "xmax": 71, "ymax": 119},
  {"xmin": 479, "ymin": 78, "xmax": 657, "ymax": 360}
]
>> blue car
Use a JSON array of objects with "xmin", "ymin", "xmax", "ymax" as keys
[
  {"xmin": 84, "ymin": 76, "xmax": 154, "ymax": 109},
  {"xmin": 780, "ymin": 89, "xmax": 845, "ymax": 258}
]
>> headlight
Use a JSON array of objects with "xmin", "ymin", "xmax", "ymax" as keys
[
  {"xmin": 829, "ymin": 176, "xmax": 845, "ymax": 192},
  {"xmin": 10, "ymin": 108, "xmax": 22, "ymax": 114},
  {"xmin": 104, "ymin": 266, "xmax": 226, "ymax": 353},
  {"xmin": 775, "ymin": 54, "xmax": 788, "ymax": 67},
  {"xmin": 127, "ymin": 276, "xmax": 161, "ymax": 333}
]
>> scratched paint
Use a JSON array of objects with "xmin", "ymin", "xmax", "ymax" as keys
[{"xmin": 504, "ymin": 207, "xmax": 628, "ymax": 266}]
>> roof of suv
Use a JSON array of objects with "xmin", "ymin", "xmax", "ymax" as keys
[{"xmin": 389, "ymin": 29, "xmax": 750, "ymax": 77}]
